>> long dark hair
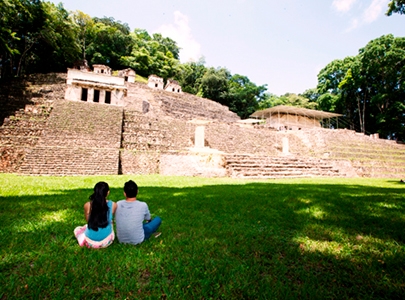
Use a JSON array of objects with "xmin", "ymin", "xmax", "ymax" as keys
[{"xmin": 88, "ymin": 181, "xmax": 110, "ymax": 231}]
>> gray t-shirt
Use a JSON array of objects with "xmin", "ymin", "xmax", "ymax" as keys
[{"xmin": 115, "ymin": 200, "xmax": 151, "ymax": 245}]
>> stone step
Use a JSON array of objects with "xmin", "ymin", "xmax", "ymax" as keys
[
  {"xmin": 225, "ymin": 155, "xmax": 341, "ymax": 179},
  {"xmin": 18, "ymin": 146, "xmax": 119, "ymax": 175},
  {"xmin": 0, "ymin": 136, "xmax": 40, "ymax": 147}
]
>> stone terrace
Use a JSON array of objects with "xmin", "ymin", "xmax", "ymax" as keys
[
  {"xmin": 298, "ymin": 128, "xmax": 405, "ymax": 178},
  {"xmin": 154, "ymin": 90, "xmax": 239, "ymax": 122},
  {"xmin": 18, "ymin": 100, "xmax": 123, "ymax": 175},
  {"xmin": 225, "ymin": 154, "xmax": 341, "ymax": 179}
]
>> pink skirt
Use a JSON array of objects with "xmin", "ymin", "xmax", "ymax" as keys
[{"xmin": 74, "ymin": 225, "xmax": 115, "ymax": 248}]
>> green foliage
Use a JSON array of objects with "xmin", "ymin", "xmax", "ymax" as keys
[
  {"xmin": 198, "ymin": 67, "xmax": 231, "ymax": 104},
  {"xmin": 33, "ymin": 2, "xmax": 81, "ymax": 72},
  {"xmin": 175, "ymin": 58, "xmax": 207, "ymax": 94},
  {"xmin": 86, "ymin": 19, "xmax": 133, "ymax": 70},
  {"xmin": 227, "ymin": 74, "xmax": 268, "ymax": 118},
  {"xmin": 1, "ymin": 174, "xmax": 405, "ymax": 299},
  {"xmin": 257, "ymin": 92, "xmax": 317, "ymax": 111},
  {"xmin": 71, "ymin": 10, "xmax": 94, "ymax": 59},
  {"xmin": 120, "ymin": 28, "xmax": 181, "ymax": 79},
  {"xmin": 0, "ymin": 0, "xmax": 82, "ymax": 77},
  {"xmin": 316, "ymin": 35, "xmax": 405, "ymax": 139},
  {"xmin": 387, "ymin": 0, "xmax": 405, "ymax": 15},
  {"xmin": 0, "ymin": 0, "xmax": 46, "ymax": 77}
]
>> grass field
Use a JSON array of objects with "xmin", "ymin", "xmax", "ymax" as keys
[{"xmin": 0, "ymin": 174, "xmax": 404, "ymax": 299}]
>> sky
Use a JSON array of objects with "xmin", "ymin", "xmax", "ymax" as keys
[{"xmin": 50, "ymin": 0, "xmax": 405, "ymax": 96}]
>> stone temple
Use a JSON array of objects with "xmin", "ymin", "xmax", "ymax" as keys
[{"xmin": 1, "ymin": 64, "xmax": 405, "ymax": 179}]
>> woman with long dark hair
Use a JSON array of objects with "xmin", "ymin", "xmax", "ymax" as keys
[{"xmin": 74, "ymin": 182, "xmax": 117, "ymax": 248}]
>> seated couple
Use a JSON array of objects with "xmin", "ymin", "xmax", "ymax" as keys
[{"xmin": 74, "ymin": 180, "xmax": 161, "ymax": 248}]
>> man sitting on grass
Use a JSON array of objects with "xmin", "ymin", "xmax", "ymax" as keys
[{"xmin": 115, "ymin": 180, "xmax": 162, "ymax": 245}]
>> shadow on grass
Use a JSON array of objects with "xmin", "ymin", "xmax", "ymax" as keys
[{"xmin": 1, "ymin": 181, "xmax": 404, "ymax": 299}]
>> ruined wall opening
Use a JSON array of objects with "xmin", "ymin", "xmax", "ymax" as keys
[
  {"xmin": 94, "ymin": 89, "xmax": 100, "ymax": 102},
  {"xmin": 105, "ymin": 91, "xmax": 111, "ymax": 104},
  {"xmin": 81, "ymin": 88, "xmax": 88, "ymax": 101}
]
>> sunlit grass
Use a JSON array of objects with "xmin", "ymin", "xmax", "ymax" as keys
[{"xmin": 0, "ymin": 174, "xmax": 405, "ymax": 299}]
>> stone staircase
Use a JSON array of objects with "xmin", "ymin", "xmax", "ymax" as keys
[
  {"xmin": 297, "ymin": 129, "xmax": 405, "ymax": 178},
  {"xmin": 225, "ymin": 154, "xmax": 341, "ymax": 179},
  {"xmin": 0, "ymin": 99, "xmax": 54, "ymax": 173},
  {"xmin": 154, "ymin": 91, "xmax": 240, "ymax": 122},
  {"xmin": 18, "ymin": 100, "xmax": 123, "ymax": 175},
  {"xmin": 19, "ymin": 147, "xmax": 120, "ymax": 175},
  {"xmin": 122, "ymin": 110, "xmax": 194, "ymax": 151}
]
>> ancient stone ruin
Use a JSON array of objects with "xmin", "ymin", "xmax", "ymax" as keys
[
  {"xmin": 165, "ymin": 79, "xmax": 182, "ymax": 93},
  {"xmin": 1, "ymin": 67, "xmax": 405, "ymax": 179},
  {"xmin": 147, "ymin": 75, "xmax": 164, "ymax": 90},
  {"xmin": 65, "ymin": 67, "xmax": 127, "ymax": 106}
]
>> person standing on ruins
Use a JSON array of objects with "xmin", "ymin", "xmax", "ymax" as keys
[{"xmin": 115, "ymin": 180, "xmax": 162, "ymax": 245}]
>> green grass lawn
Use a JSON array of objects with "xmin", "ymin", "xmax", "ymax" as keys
[{"xmin": 1, "ymin": 174, "xmax": 404, "ymax": 299}]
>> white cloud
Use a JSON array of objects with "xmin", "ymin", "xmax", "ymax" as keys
[
  {"xmin": 338, "ymin": 0, "xmax": 389, "ymax": 31},
  {"xmin": 362, "ymin": 0, "xmax": 388, "ymax": 23},
  {"xmin": 155, "ymin": 11, "xmax": 202, "ymax": 63},
  {"xmin": 332, "ymin": 0, "xmax": 357, "ymax": 12}
]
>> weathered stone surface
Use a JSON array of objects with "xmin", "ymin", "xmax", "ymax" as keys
[
  {"xmin": 160, "ymin": 151, "xmax": 227, "ymax": 177},
  {"xmin": 120, "ymin": 150, "xmax": 159, "ymax": 174}
]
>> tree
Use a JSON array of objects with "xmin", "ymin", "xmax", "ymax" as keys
[
  {"xmin": 198, "ymin": 67, "xmax": 230, "ymax": 105},
  {"xmin": 0, "ymin": 1, "xmax": 81, "ymax": 77},
  {"xmin": 358, "ymin": 34, "xmax": 405, "ymax": 138},
  {"xmin": 317, "ymin": 34, "xmax": 405, "ymax": 139},
  {"xmin": 317, "ymin": 56, "xmax": 359, "ymax": 128},
  {"xmin": 152, "ymin": 33, "xmax": 180, "ymax": 60},
  {"xmin": 29, "ymin": 2, "xmax": 80, "ymax": 73},
  {"xmin": 175, "ymin": 58, "xmax": 207, "ymax": 94},
  {"xmin": 86, "ymin": 18, "xmax": 133, "ymax": 70},
  {"xmin": 120, "ymin": 28, "xmax": 181, "ymax": 79},
  {"xmin": 71, "ymin": 10, "xmax": 94, "ymax": 59},
  {"xmin": 387, "ymin": 0, "xmax": 405, "ymax": 15},
  {"xmin": 227, "ymin": 74, "xmax": 267, "ymax": 118},
  {"xmin": 0, "ymin": 0, "xmax": 21, "ymax": 58},
  {"xmin": 0, "ymin": 0, "xmax": 47, "ymax": 77}
]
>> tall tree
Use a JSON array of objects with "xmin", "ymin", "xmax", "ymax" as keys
[
  {"xmin": 317, "ymin": 56, "xmax": 359, "ymax": 127},
  {"xmin": 120, "ymin": 28, "xmax": 180, "ymax": 79},
  {"xmin": 175, "ymin": 58, "xmax": 207, "ymax": 94},
  {"xmin": 71, "ymin": 10, "xmax": 94, "ymax": 60},
  {"xmin": 86, "ymin": 18, "xmax": 133, "ymax": 70},
  {"xmin": 198, "ymin": 67, "xmax": 230, "ymax": 105},
  {"xmin": 227, "ymin": 74, "xmax": 267, "ymax": 118},
  {"xmin": 0, "ymin": 0, "xmax": 46, "ymax": 77},
  {"xmin": 317, "ymin": 35, "xmax": 405, "ymax": 139},
  {"xmin": 29, "ymin": 2, "xmax": 80, "ymax": 73},
  {"xmin": 358, "ymin": 34, "xmax": 405, "ymax": 138}
]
